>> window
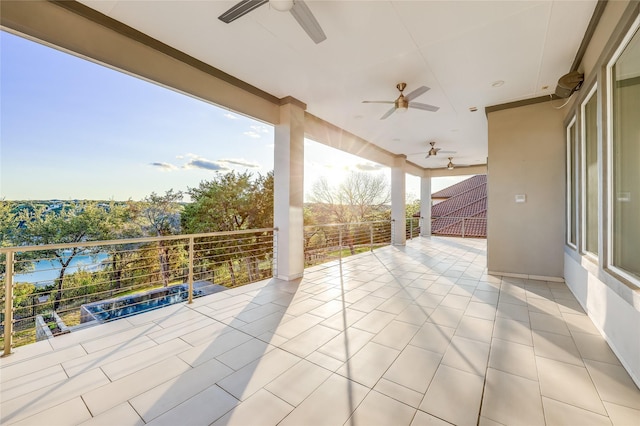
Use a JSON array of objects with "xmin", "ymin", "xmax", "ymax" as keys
[
  {"xmin": 581, "ymin": 86, "xmax": 598, "ymax": 257},
  {"xmin": 608, "ymin": 18, "xmax": 640, "ymax": 283},
  {"xmin": 567, "ymin": 118, "xmax": 578, "ymax": 248}
]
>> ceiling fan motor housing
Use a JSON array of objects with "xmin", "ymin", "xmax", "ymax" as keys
[{"xmin": 395, "ymin": 95, "xmax": 409, "ymax": 110}]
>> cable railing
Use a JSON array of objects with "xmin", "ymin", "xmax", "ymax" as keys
[
  {"xmin": 303, "ymin": 220, "xmax": 392, "ymax": 267},
  {"xmin": 431, "ymin": 216, "xmax": 487, "ymax": 238},
  {"xmin": 406, "ymin": 216, "xmax": 421, "ymax": 239},
  {"xmin": 0, "ymin": 228, "xmax": 275, "ymax": 355}
]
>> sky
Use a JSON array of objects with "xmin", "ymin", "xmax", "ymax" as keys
[{"xmin": 0, "ymin": 31, "xmax": 465, "ymax": 202}]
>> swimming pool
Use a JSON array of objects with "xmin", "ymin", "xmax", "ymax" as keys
[{"xmin": 80, "ymin": 284, "xmax": 204, "ymax": 323}]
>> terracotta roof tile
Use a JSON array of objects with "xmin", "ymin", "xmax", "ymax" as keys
[
  {"xmin": 431, "ymin": 174, "xmax": 487, "ymax": 198},
  {"xmin": 431, "ymin": 174, "xmax": 486, "ymax": 238}
]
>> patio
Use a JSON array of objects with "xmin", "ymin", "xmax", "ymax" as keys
[{"xmin": 1, "ymin": 236, "xmax": 639, "ymax": 426}]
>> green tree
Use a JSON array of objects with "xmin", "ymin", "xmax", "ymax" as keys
[
  {"xmin": 182, "ymin": 171, "xmax": 274, "ymax": 286},
  {"xmin": 14, "ymin": 202, "xmax": 117, "ymax": 310},
  {"xmin": 140, "ymin": 190, "xmax": 183, "ymax": 287}
]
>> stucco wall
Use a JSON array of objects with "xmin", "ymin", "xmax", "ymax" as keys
[
  {"xmin": 487, "ymin": 101, "xmax": 566, "ymax": 279},
  {"xmin": 561, "ymin": 0, "xmax": 640, "ymax": 387}
]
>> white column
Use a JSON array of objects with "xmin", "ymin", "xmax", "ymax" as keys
[
  {"xmin": 391, "ymin": 157, "xmax": 406, "ymax": 245},
  {"xmin": 274, "ymin": 101, "xmax": 305, "ymax": 280},
  {"xmin": 420, "ymin": 171, "xmax": 432, "ymax": 237}
]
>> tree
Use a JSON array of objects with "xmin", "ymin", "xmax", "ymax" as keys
[
  {"xmin": 309, "ymin": 172, "xmax": 390, "ymax": 254},
  {"xmin": 1, "ymin": 200, "xmax": 17, "ymax": 275},
  {"xmin": 140, "ymin": 189, "xmax": 184, "ymax": 287},
  {"xmin": 182, "ymin": 171, "xmax": 274, "ymax": 286},
  {"xmin": 14, "ymin": 202, "xmax": 117, "ymax": 310},
  {"xmin": 309, "ymin": 172, "xmax": 390, "ymax": 224},
  {"xmin": 101, "ymin": 201, "xmax": 144, "ymax": 291}
]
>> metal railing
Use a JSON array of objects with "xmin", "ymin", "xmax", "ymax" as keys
[
  {"xmin": 303, "ymin": 220, "xmax": 392, "ymax": 267},
  {"xmin": 407, "ymin": 216, "xmax": 421, "ymax": 239},
  {"xmin": 431, "ymin": 216, "xmax": 487, "ymax": 238},
  {"xmin": 0, "ymin": 228, "xmax": 275, "ymax": 355}
]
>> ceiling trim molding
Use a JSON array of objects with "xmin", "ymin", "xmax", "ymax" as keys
[
  {"xmin": 570, "ymin": 0, "xmax": 609, "ymax": 72},
  {"xmin": 49, "ymin": 0, "xmax": 280, "ymax": 106},
  {"xmin": 484, "ymin": 95, "xmax": 561, "ymax": 115},
  {"xmin": 279, "ymin": 96, "xmax": 307, "ymax": 110}
]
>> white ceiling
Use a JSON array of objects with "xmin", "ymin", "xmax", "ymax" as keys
[{"xmin": 79, "ymin": 0, "xmax": 597, "ymax": 170}]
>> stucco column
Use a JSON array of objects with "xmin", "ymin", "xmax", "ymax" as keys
[
  {"xmin": 420, "ymin": 171, "xmax": 432, "ymax": 237},
  {"xmin": 274, "ymin": 101, "xmax": 305, "ymax": 280},
  {"xmin": 391, "ymin": 157, "xmax": 406, "ymax": 245}
]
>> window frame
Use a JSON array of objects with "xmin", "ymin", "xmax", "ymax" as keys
[
  {"xmin": 566, "ymin": 116, "xmax": 578, "ymax": 250},
  {"xmin": 580, "ymin": 83, "xmax": 599, "ymax": 261},
  {"xmin": 605, "ymin": 14, "xmax": 640, "ymax": 287}
]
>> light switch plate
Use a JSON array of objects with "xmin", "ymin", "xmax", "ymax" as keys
[{"xmin": 515, "ymin": 194, "xmax": 526, "ymax": 203}]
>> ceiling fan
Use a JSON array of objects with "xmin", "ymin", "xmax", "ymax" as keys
[
  {"xmin": 362, "ymin": 83, "xmax": 440, "ymax": 120},
  {"xmin": 446, "ymin": 157, "xmax": 455, "ymax": 170},
  {"xmin": 407, "ymin": 141, "xmax": 456, "ymax": 158},
  {"xmin": 218, "ymin": 0, "xmax": 327, "ymax": 44}
]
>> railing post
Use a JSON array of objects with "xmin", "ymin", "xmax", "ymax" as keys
[
  {"xmin": 390, "ymin": 219, "xmax": 395, "ymax": 245},
  {"xmin": 369, "ymin": 224, "xmax": 374, "ymax": 252},
  {"xmin": 272, "ymin": 228, "xmax": 278, "ymax": 278},
  {"xmin": 410, "ymin": 218, "xmax": 414, "ymax": 240},
  {"xmin": 3, "ymin": 250, "xmax": 15, "ymax": 357},
  {"xmin": 339, "ymin": 228, "xmax": 343, "ymax": 260},
  {"xmin": 462, "ymin": 218, "xmax": 466, "ymax": 238},
  {"xmin": 188, "ymin": 237, "xmax": 194, "ymax": 304}
]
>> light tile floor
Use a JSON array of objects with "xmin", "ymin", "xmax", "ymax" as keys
[{"xmin": 1, "ymin": 237, "xmax": 639, "ymax": 425}]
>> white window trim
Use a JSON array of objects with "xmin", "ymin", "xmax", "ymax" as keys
[
  {"xmin": 566, "ymin": 116, "xmax": 577, "ymax": 250},
  {"xmin": 605, "ymin": 14, "xmax": 640, "ymax": 287},
  {"xmin": 580, "ymin": 83, "xmax": 598, "ymax": 261}
]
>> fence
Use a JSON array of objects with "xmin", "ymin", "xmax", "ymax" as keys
[
  {"xmin": 303, "ymin": 220, "xmax": 392, "ymax": 267},
  {"xmin": 0, "ymin": 228, "xmax": 275, "ymax": 354},
  {"xmin": 2, "ymin": 218, "xmax": 423, "ymax": 354},
  {"xmin": 406, "ymin": 216, "xmax": 421, "ymax": 239}
]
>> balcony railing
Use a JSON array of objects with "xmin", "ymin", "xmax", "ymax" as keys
[
  {"xmin": 1, "ymin": 219, "xmax": 407, "ymax": 355},
  {"xmin": 1, "ymin": 228, "xmax": 275, "ymax": 355},
  {"xmin": 406, "ymin": 216, "xmax": 420, "ymax": 239},
  {"xmin": 303, "ymin": 220, "xmax": 392, "ymax": 267}
]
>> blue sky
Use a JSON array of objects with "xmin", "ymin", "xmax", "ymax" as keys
[{"xmin": 1, "ymin": 31, "xmax": 458, "ymax": 202}]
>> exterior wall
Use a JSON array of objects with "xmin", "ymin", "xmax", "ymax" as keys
[
  {"xmin": 487, "ymin": 101, "xmax": 566, "ymax": 279},
  {"xmin": 565, "ymin": 254, "xmax": 640, "ymax": 385},
  {"xmin": 562, "ymin": 0, "xmax": 640, "ymax": 387}
]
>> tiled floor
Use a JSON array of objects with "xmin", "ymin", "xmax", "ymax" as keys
[{"xmin": 1, "ymin": 237, "xmax": 639, "ymax": 425}]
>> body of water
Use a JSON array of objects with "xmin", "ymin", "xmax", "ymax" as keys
[{"xmin": 13, "ymin": 252, "xmax": 110, "ymax": 287}]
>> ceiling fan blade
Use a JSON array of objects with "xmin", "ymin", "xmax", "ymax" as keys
[
  {"xmin": 290, "ymin": 0, "xmax": 327, "ymax": 44},
  {"xmin": 410, "ymin": 102, "xmax": 440, "ymax": 112},
  {"xmin": 218, "ymin": 0, "xmax": 269, "ymax": 23},
  {"xmin": 362, "ymin": 101, "xmax": 394, "ymax": 104},
  {"xmin": 440, "ymin": 150, "xmax": 456, "ymax": 154},
  {"xmin": 404, "ymin": 86, "xmax": 430, "ymax": 101},
  {"xmin": 380, "ymin": 107, "xmax": 396, "ymax": 120}
]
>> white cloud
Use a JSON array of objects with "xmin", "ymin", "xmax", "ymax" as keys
[
  {"xmin": 183, "ymin": 157, "xmax": 229, "ymax": 172},
  {"xmin": 224, "ymin": 112, "xmax": 239, "ymax": 120},
  {"xmin": 219, "ymin": 158, "xmax": 260, "ymax": 169},
  {"xmin": 243, "ymin": 124, "xmax": 270, "ymax": 139},
  {"xmin": 355, "ymin": 162, "xmax": 384, "ymax": 172},
  {"xmin": 149, "ymin": 162, "xmax": 178, "ymax": 171},
  {"xmin": 250, "ymin": 125, "xmax": 270, "ymax": 134}
]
